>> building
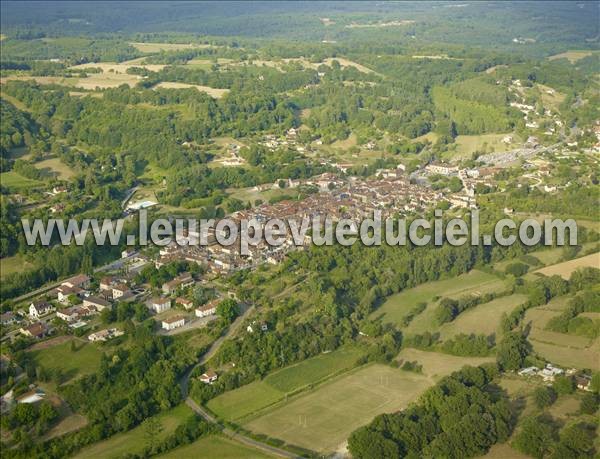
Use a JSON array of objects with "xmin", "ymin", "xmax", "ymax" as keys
[
  {"xmin": 0, "ymin": 311, "xmax": 18, "ymax": 326},
  {"xmin": 162, "ymin": 272, "xmax": 195, "ymax": 295},
  {"xmin": 88, "ymin": 328, "xmax": 124, "ymax": 342},
  {"xmin": 518, "ymin": 366, "xmax": 539, "ymax": 377},
  {"xmin": 175, "ymin": 297, "xmax": 194, "ymax": 310},
  {"xmin": 195, "ymin": 300, "xmax": 219, "ymax": 318},
  {"xmin": 16, "ymin": 389, "xmax": 45, "ymax": 404},
  {"xmin": 425, "ymin": 162, "xmax": 459, "ymax": 176},
  {"xmin": 149, "ymin": 297, "xmax": 172, "ymax": 313},
  {"xmin": 199, "ymin": 370, "xmax": 218, "ymax": 384},
  {"xmin": 162, "ymin": 315, "xmax": 185, "ymax": 331},
  {"xmin": 99, "ymin": 276, "xmax": 115, "ymax": 291},
  {"xmin": 540, "ymin": 364, "xmax": 564, "ymax": 381},
  {"xmin": 83, "ymin": 296, "xmax": 111, "ymax": 312},
  {"xmin": 112, "ymin": 284, "xmax": 130, "ymax": 300},
  {"xmin": 57, "ymin": 285, "xmax": 84, "ymax": 304},
  {"xmin": 20, "ymin": 322, "xmax": 48, "ymax": 339},
  {"xmin": 29, "ymin": 301, "xmax": 53, "ymax": 319},
  {"xmin": 575, "ymin": 375, "xmax": 592, "ymax": 392},
  {"xmin": 61, "ymin": 274, "xmax": 91, "ymax": 289}
]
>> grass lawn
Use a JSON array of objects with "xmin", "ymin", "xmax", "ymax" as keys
[
  {"xmin": 33, "ymin": 157, "xmax": 77, "ymax": 180},
  {"xmin": 244, "ymin": 364, "xmax": 433, "ymax": 455},
  {"xmin": 0, "ymin": 171, "xmax": 44, "ymax": 189},
  {"xmin": 396, "ymin": 348, "xmax": 494, "ymax": 380},
  {"xmin": 29, "ymin": 339, "xmax": 103, "ymax": 383},
  {"xmin": 157, "ymin": 434, "xmax": 273, "ymax": 458},
  {"xmin": 448, "ymin": 133, "xmax": 518, "ymax": 160},
  {"xmin": 207, "ymin": 346, "xmax": 364, "ymax": 422},
  {"xmin": 73, "ymin": 404, "xmax": 194, "ymax": 459},
  {"xmin": 373, "ymin": 269, "xmax": 506, "ymax": 329}
]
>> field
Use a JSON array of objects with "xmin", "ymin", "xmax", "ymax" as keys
[
  {"xmin": 244, "ymin": 364, "xmax": 433, "ymax": 454},
  {"xmin": 70, "ymin": 61, "xmax": 166, "ymax": 73},
  {"xmin": 33, "ymin": 157, "xmax": 76, "ymax": 180},
  {"xmin": 207, "ymin": 346, "xmax": 364, "ymax": 422},
  {"xmin": 130, "ymin": 42, "xmax": 213, "ymax": 52},
  {"xmin": 157, "ymin": 434, "xmax": 273, "ymax": 459},
  {"xmin": 73, "ymin": 404, "xmax": 193, "ymax": 459},
  {"xmin": 448, "ymin": 133, "xmax": 517, "ymax": 159},
  {"xmin": 154, "ymin": 81, "xmax": 229, "ymax": 98},
  {"xmin": 373, "ymin": 269, "xmax": 507, "ymax": 329},
  {"xmin": 396, "ymin": 348, "xmax": 494, "ymax": 380},
  {"xmin": 0, "ymin": 254, "xmax": 33, "ymax": 278},
  {"xmin": 0, "ymin": 171, "xmax": 43, "ymax": 189},
  {"xmin": 29, "ymin": 338, "xmax": 103, "ymax": 383},
  {"xmin": 548, "ymin": 50, "xmax": 595, "ymax": 63},
  {"xmin": 533, "ymin": 252, "xmax": 600, "ymax": 279}
]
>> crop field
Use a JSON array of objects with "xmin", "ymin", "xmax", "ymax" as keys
[
  {"xmin": 395, "ymin": 348, "xmax": 494, "ymax": 380},
  {"xmin": 533, "ymin": 252, "xmax": 600, "ymax": 279},
  {"xmin": 157, "ymin": 434, "xmax": 273, "ymax": 459},
  {"xmin": 207, "ymin": 346, "xmax": 364, "ymax": 422},
  {"xmin": 73, "ymin": 404, "xmax": 194, "ymax": 459},
  {"xmin": 154, "ymin": 81, "xmax": 229, "ymax": 98},
  {"xmin": 530, "ymin": 338, "xmax": 600, "ymax": 370},
  {"xmin": 373, "ymin": 269, "xmax": 507, "ymax": 329},
  {"xmin": 29, "ymin": 338, "xmax": 103, "ymax": 383},
  {"xmin": 438, "ymin": 293, "xmax": 528, "ymax": 339},
  {"xmin": 244, "ymin": 364, "xmax": 433, "ymax": 454},
  {"xmin": 33, "ymin": 157, "xmax": 76, "ymax": 180}
]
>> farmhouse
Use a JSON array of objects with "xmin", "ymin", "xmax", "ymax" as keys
[
  {"xmin": 200, "ymin": 369, "xmax": 218, "ymax": 384},
  {"xmin": 20, "ymin": 322, "xmax": 48, "ymax": 339},
  {"xmin": 161, "ymin": 315, "xmax": 186, "ymax": 331},
  {"xmin": 195, "ymin": 299, "xmax": 219, "ymax": 318},
  {"xmin": 149, "ymin": 297, "xmax": 172, "ymax": 313},
  {"xmin": 28, "ymin": 301, "xmax": 54, "ymax": 319}
]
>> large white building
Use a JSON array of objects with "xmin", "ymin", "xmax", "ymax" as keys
[
  {"xmin": 161, "ymin": 315, "xmax": 185, "ymax": 331},
  {"xmin": 149, "ymin": 297, "xmax": 171, "ymax": 313}
]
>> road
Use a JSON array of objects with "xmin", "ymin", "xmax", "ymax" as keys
[{"xmin": 178, "ymin": 303, "xmax": 298, "ymax": 458}]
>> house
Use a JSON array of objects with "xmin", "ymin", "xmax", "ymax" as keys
[
  {"xmin": 162, "ymin": 272, "xmax": 195, "ymax": 295},
  {"xmin": 199, "ymin": 369, "xmax": 218, "ymax": 384},
  {"xmin": 246, "ymin": 325, "xmax": 254, "ymax": 333},
  {"xmin": 61, "ymin": 274, "xmax": 90, "ymax": 289},
  {"xmin": 20, "ymin": 322, "xmax": 48, "ymax": 339},
  {"xmin": 540, "ymin": 364, "xmax": 564, "ymax": 381},
  {"xmin": 149, "ymin": 297, "xmax": 171, "ymax": 313},
  {"xmin": 57, "ymin": 285, "xmax": 83, "ymax": 304},
  {"xmin": 16, "ymin": 389, "xmax": 45, "ymax": 404},
  {"xmin": 575, "ymin": 375, "xmax": 592, "ymax": 392},
  {"xmin": 162, "ymin": 315, "xmax": 185, "ymax": 331},
  {"xmin": 56, "ymin": 307, "xmax": 80, "ymax": 322},
  {"xmin": 99, "ymin": 276, "xmax": 115, "ymax": 291},
  {"xmin": 0, "ymin": 311, "xmax": 18, "ymax": 326},
  {"xmin": 260, "ymin": 322, "xmax": 268, "ymax": 331},
  {"xmin": 176, "ymin": 297, "xmax": 194, "ymax": 310},
  {"xmin": 425, "ymin": 162, "xmax": 459, "ymax": 176},
  {"xmin": 29, "ymin": 301, "xmax": 53, "ymax": 319},
  {"xmin": 195, "ymin": 299, "xmax": 219, "ymax": 318},
  {"xmin": 112, "ymin": 284, "xmax": 130, "ymax": 300},
  {"xmin": 518, "ymin": 366, "xmax": 539, "ymax": 377},
  {"xmin": 88, "ymin": 328, "xmax": 124, "ymax": 342},
  {"xmin": 52, "ymin": 186, "xmax": 67, "ymax": 195},
  {"xmin": 83, "ymin": 296, "xmax": 111, "ymax": 312}
]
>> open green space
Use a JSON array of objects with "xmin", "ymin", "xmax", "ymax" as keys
[
  {"xmin": 29, "ymin": 339, "xmax": 103, "ymax": 383},
  {"xmin": 0, "ymin": 171, "xmax": 44, "ymax": 189},
  {"xmin": 157, "ymin": 434, "xmax": 273, "ymax": 459}
]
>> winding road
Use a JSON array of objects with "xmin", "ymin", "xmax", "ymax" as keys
[{"xmin": 179, "ymin": 304, "xmax": 299, "ymax": 459}]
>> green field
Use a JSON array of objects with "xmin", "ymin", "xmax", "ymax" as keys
[
  {"xmin": 448, "ymin": 133, "xmax": 518, "ymax": 160},
  {"xmin": 157, "ymin": 434, "xmax": 273, "ymax": 459},
  {"xmin": 0, "ymin": 171, "xmax": 43, "ymax": 189},
  {"xmin": 244, "ymin": 364, "xmax": 433, "ymax": 454},
  {"xmin": 74, "ymin": 404, "xmax": 194, "ymax": 459},
  {"xmin": 0, "ymin": 254, "xmax": 33, "ymax": 279},
  {"xmin": 373, "ymin": 269, "xmax": 507, "ymax": 329},
  {"xmin": 33, "ymin": 157, "xmax": 76, "ymax": 180},
  {"xmin": 29, "ymin": 339, "xmax": 103, "ymax": 383},
  {"xmin": 396, "ymin": 348, "xmax": 495, "ymax": 380},
  {"xmin": 207, "ymin": 346, "xmax": 364, "ymax": 422}
]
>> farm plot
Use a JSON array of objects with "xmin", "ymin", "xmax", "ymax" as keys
[
  {"xmin": 207, "ymin": 346, "xmax": 363, "ymax": 422},
  {"xmin": 244, "ymin": 364, "xmax": 433, "ymax": 455}
]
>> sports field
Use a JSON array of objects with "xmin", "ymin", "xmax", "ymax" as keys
[
  {"xmin": 374, "ymin": 269, "xmax": 507, "ymax": 330},
  {"xmin": 157, "ymin": 434, "xmax": 273, "ymax": 458},
  {"xmin": 244, "ymin": 364, "xmax": 433, "ymax": 454},
  {"xmin": 207, "ymin": 346, "xmax": 364, "ymax": 422},
  {"xmin": 74, "ymin": 404, "xmax": 194, "ymax": 459}
]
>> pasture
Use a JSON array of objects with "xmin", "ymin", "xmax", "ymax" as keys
[
  {"xmin": 130, "ymin": 42, "xmax": 213, "ymax": 52},
  {"xmin": 449, "ymin": 133, "xmax": 518, "ymax": 159},
  {"xmin": 244, "ymin": 364, "xmax": 433, "ymax": 454},
  {"xmin": 157, "ymin": 434, "xmax": 273, "ymax": 459},
  {"xmin": 0, "ymin": 171, "xmax": 43, "ymax": 189},
  {"xmin": 533, "ymin": 252, "xmax": 600, "ymax": 279},
  {"xmin": 33, "ymin": 157, "xmax": 76, "ymax": 180},
  {"xmin": 207, "ymin": 346, "xmax": 363, "ymax": 422},
  {"xmin": 395, "ymin": 348, "xmax": 494, "ymax": 380},
  {"xmin": 154, "ymin": 81, "xmax": 229, "ymax": 98},
  {"xmin": 0, "ymin": 254, "xmax": 33, "ymax": 279},
  {"xmin": 29, "ymin": 338, "xmax": 103, "ymax": 384},
  {"xmin": 548, "ymin": 50, "xmax": 595, "ymax": 63},
  {"xmin": 73, "ymin": 404, "xmax": 194, "ymax": 459},
  {"xmin": 373, "ymin": 269, "xmax": 506, "ymax": 329}
]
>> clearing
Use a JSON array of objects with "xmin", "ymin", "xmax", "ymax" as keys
[
  {"xmin": 1, "ymin": 254, "xmax": 34, "ymax": 279},
  {"xmin": 157, "ymin": 434, "xmax": 273, "ymax": 458},
  {"xmin": 33, "ymin": 157, "xmax": 76, "ymax": 180},
  {"xmin": 244, "ymin": 364, "xmax": 433, "ymax": 454},
  {"xmin": 73, "ymin": 404, "xmax": 194, "ymax": 459},
  {"xmin": 154, "ymin": 81, "xmax": 229, "ymax": 98}
]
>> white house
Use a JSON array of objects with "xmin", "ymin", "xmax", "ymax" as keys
[
  {"xmin": 88, "ymin": 328, "xmax": 124, "ymax": 342},
  {"xmin": 29, "ymin": 301, "xmax": 54, "ymax": 319},
  {"xmin": 83, "ymin": 296, "xmax": 111, "ymax": 312},
  {"xmin": 149, "ymin": 297, "xmax": 171, "ymax": 313},
  {"xmin": 162, "ymin": 315, "xmax": 185, "ymax": 331},
  {"xmin": 195, "ymin": 300, "xmax": 219, "ymax": 318},
  {"xmin": 540, "ymin": 364, "xmax": 564, "ymax": 381},
  {"xmin": 199, "ymin": 370, "xmax": 218, "ymax": 384}
]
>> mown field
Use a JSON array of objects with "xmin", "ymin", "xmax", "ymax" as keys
[
  {"xmin": 373, "ymin": 269, "xmax": 507, "ymax": 329},
  {"xmin": 157, "ymin": 434, "xmax": 273, "ymax": 459},
  {"xmin": 29, "ymin": 338, "xmax": 103, "ymax": 383},
  {"xmin": 33, "ymin": 157, "xmax": 76, "ymax": 180},
  {"xmin": 207, "ymin": 346, "xmax": 364, "ymax": 422},
  {"xmin": 533, "ymin": 252, "xmax": 600, "ymax": 279},
  {"xmin": 0, "ymin": 170, "xmax": 43, "ymax": 189},
  {"xmin": 73, "ymin": 404, "xmax": 194, "ymax": 459},
  {"xmin": 395, "ymin": 347, "xmax": 495, "ymax": 380},
  {"xmin": 243, "ymin": 364, "xmax": 433, "ymax": 454}
]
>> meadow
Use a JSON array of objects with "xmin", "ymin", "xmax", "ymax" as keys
[
  {"xmin": 373, "ymin": 269, "xmax": 507, "ymax": 329},
  {"xmin": 0, "ymin": 171, "xmax": 43, "ymax": 189},
  {"xmin": 0, "ymin": 254, "xmax": 33, "ymax": 279},
  {"xmin": 154, "ymin": 81, "xmax": 229, "ymax": 98},
  {"xmin": 33, "ymin": 157, "xmax": 77, "ymax": 180},
  {"xmin": 157, "ymin": 434, "xmax": 273, "ymax": 459},
  {"xmin": 395, "ymin": 348, "xmax": 494, "ymax": 380},
  {"xmin": 533, "ymin": 252, "xmax": 600, "ymax": 279},
  {"xmin": 244, "ymin": 364, "xmax": 433, "ymax": 454},
  {"xmin": 73, "ymin": 404, "xmax": 194, "ymax": 459},
  {"xmin": 207, "ymin": 346, "xmax": 364, "ymax": 422}
]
